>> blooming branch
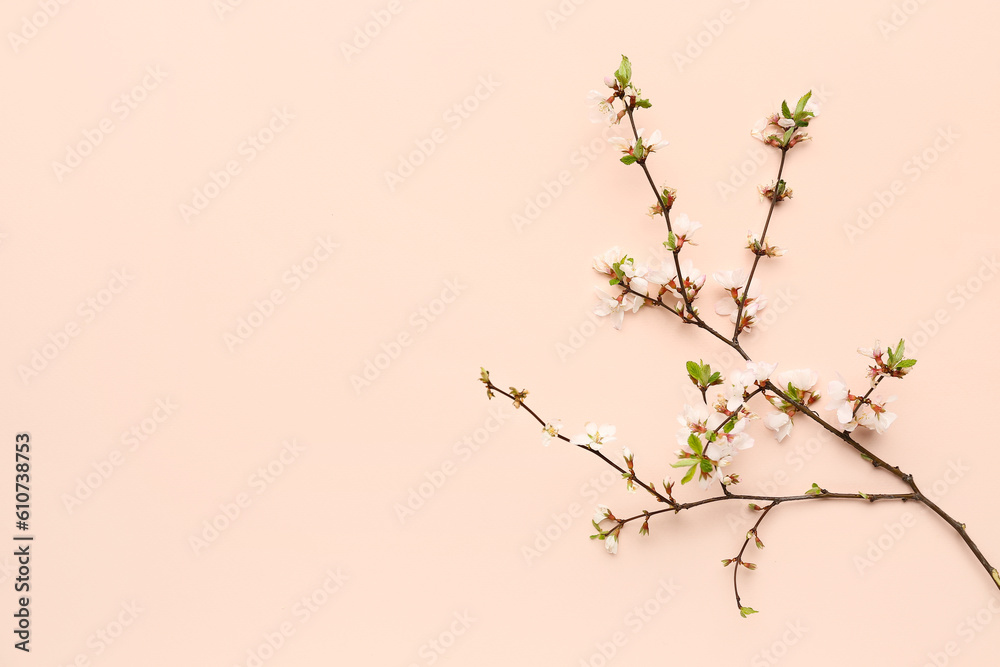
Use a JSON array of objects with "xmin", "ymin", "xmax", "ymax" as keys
[{"xmin": 479, "ymin": 56, "xmax": 1000, "ymax": 617}]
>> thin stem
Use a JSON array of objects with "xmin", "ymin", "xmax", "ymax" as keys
[
  {"xmin": 733, "ymin": 147, "xmax": 788, "ymax": 341},
  {"xmin": 616, "ymin": 489, "xmax": 915, "ymax": 526},
  {"xmin": 851, "ymin": 376, "xmax": 883, "ymax": 418},
  {"xmin": 487, "ymin": 384, "xmax": 677, "ymax": 508},
  {"xmin": 734, "ymin": 502, "xmax": 776, "ymax": 611},
  {"xmin": 624, "ymin": 105, "xmax": 697, "ymax": 318}
]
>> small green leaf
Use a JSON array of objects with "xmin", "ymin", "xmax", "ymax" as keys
[
  {"xmin": 781, "ymin": 100, "xmax": 792, "ymax": 118},
  {"xmin": 805, "ymin": 483, "xmax": 823, "ymax": 496},
  {"xmin": 781, "ymin": 128, "xmax": 794, "ymax": 145},
  {"xmin": 688, "ymin": 433, "xmax": 703, "ymax": 455},
  {"xmin": 681, "ymin": 464, "xmax": 697, "ymax": 485},
  {"xmin": 739, "ymin": 606, "xmax": 759, "ymax": 618},
  {"xmin": 794, "ymin": 91, "xmax": 812, "ymax": 116},
  {"xmin": 686, "ymin": 361, "xmax": 701, "ymax": 381},
  {"xmin": 615, "ymin": 55, "xmax": 632, "ymax": 87},
  {"xmin": 670, "ymin": 458, "xmax": 697, "ymax": 468},
  {"xmin": 636, "ymin": 98, "xmax": 652, "ymax": 108},
  {"xmin": 859, "ymin": 492, "xmax": 869, "ymax": 500},
  {"xmin": 897, "ymin": 359, "xmax": 917, "ymax": 368},
  {"xmin": 620, "ymin": 155, "xmax": 637, "ymax": 165},
  {"xmin": 699, "ymin": 459, "xmax": 713, "ymax": 474}
]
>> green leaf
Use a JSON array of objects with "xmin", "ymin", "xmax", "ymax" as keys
[
  {"xmin": 636, "ymin": 98, "xmax": 652, "ymax": 108},
  {"xmin": 688, "ymin": 433, "xmax": 703, "ymax": 455},
  {"xmin": 781, "ymin": 128, "xmax": 794, "ymax": 145},
  {"xmin": 897, "ymin": 359, "xmax": 917, "ymax": 368},
  {"xmin": 794, "ymin": 91, "xmax": 812, "ymax": 115},
  {"xmin": 686, "ymin": 361, "xmax": 701, "ymax": 381},
  {"xmin": 670, "ymin": 458, "xmax": 697, "ymax": 468},
  {"xmin": 781, "ymin": 100, "xmax": 792, "ymax": 118},
  {"xmin": 708, "ymin": 372, "xmax": 722, "ymax": 386},
  {"xmin": 609, "ymin": 278, "xmax": 620, "ymax": 286},
  {"xmin": 859, "ymin": 492, "xmax": 869, "ymax": 500},
  {"xmin": 723, "ymin": 417, "xmax": 735, "ymax": 434},
  {"xmin": 681, "ymin": 464, "xmax": 697, "ymax": 485},
  {"xmin": 615, "ymin": 55, "xmax": 632, "ymax": 87},
  {"xmin": 739, "ymin": 606, "xmax": 759, "ymax": 618},
  {"xmin": 699, "ymin": 459, "xmax": 713, "ymax": 474},
  {"xmin": 620, "ymin": 155, "xmax": 637, "ymax": 165},
  {"xmin": 665, "ymin": 231, "xmax": 677, "ymax": 251},
  {"xmin": 805, "ymin": 483, "xmax": 823, "ymax": 496}
]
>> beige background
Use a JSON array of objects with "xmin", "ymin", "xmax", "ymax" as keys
[{"xmin": 3, "ymin": 1, "xmax": 999, "ymax": 665}]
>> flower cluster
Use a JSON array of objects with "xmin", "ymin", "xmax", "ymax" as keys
[
  {"xmin": 647, "ymin": 185, "xmax": 678, "ymax": 219},
  {"xmin": 826, "ymin": 376, "xmax": 897, "ymax": 434},
  {"xmin": 592, "ymin": 247, "xmax": 708, "ymax": 326},
  {"xmin": 609, "ymin": 129, "xmax": 669, "ymax": 165},
  {"xmin": 858, "ymin": 339, "xmax": 917, "ymax": 386},
  {"xmin": 763, "ymin": 369, "xmax": 820, "ymax": 442},
  {"xmin": 673, "ymin": 401, "xmax": 755, "ymax": 490},
  {"xmin": 713, "ymin": 269, "xmax": 769, "ymax": 333},
  {"xmin": 746, "ymin": 231, "xmax": 785, "ymax": 258},
  {"xmin": 751, "ymin": 91, "xmax": 819, "ymax": 149},
  {"xmin": 585, "ymin": 56, "xmax": 651, "ymax": 126},
  {"xmin": 569, "ymin": 422, "xmax": 617, "ymax": 451}
]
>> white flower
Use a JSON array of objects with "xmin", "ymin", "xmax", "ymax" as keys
[
  {"xmin": 646, "ymin": 259, "xmax": 675, "ymax": 286},
  {"xmin": 641, "ymin": 128, "xmax": 669, "ymax": 153},
  {"xmin": 605, "ymin": 529, "xmax": 619, "ymax": 554},
  {"xmin": 742, "ymin": 361, "xmax": 777, "ymax": 385},
  {"xmin": 593, "ymin": 505, "xmax": 613, "ymax": 523},
  {"xmin": 622, "ymin": 259, "xmax": 650, "ymax": 295},
  {"xmin": 541, "ymin": 421, "xmax": 562, "ymax": 446},
  {"xmin": 858, "ymin": 340, "xmax": 883, "ymax": 362},
  {"xmin": 715, "ymin": 287, "xmax": 768, "ymax": 326},
  {"xmin": 592, "ymin": 246, "xmax": 624, "ymax": 275},
  {"xmin": 608, "ymin": 135, "xmax": 635, "ymax": 154},
  {"xmin": 763, "ymin": 412, "xmax": 793, "ymax": 442},
  {"xmin": 856, "ymin": 398, "xmax": 897, "ymax": 434},
  {"xmin": 673, "ymin": 260, "xmax": 706, "ymax": 296},
  {"xmin": 776, "ymin": 368, "xmax": 818, "ymax": 393},
  {"xmin": 722, "ymin": 382, "xmax": 747, "ymax": 412},
  {"xmin": 671, "ymin": 212, "xmax": 702, "ymax": 245},
  {"xmin": 713, "ymin": 269, "xmax": 748, "ymax": 291},
  {"xmin": 594, "ymin": 288, "xmax": 641, "ymax": 330},
  {"xmin": 586, "ymin": 89, "xmax": 616, "ymax": 124},
  {"xmin": 777, "ymin": 116, "xmax": 796, "ymax": 129},
  {"xmin": 825, "ymin": 375, "xmax": 858, "ymax": 429},
  {"xmin": 570, "ymin": 422, "xmax": 617, "ymax": 450},
  {"xmin": 751, "ymin": 114, "xmax": 782, "ymax": 144}
]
